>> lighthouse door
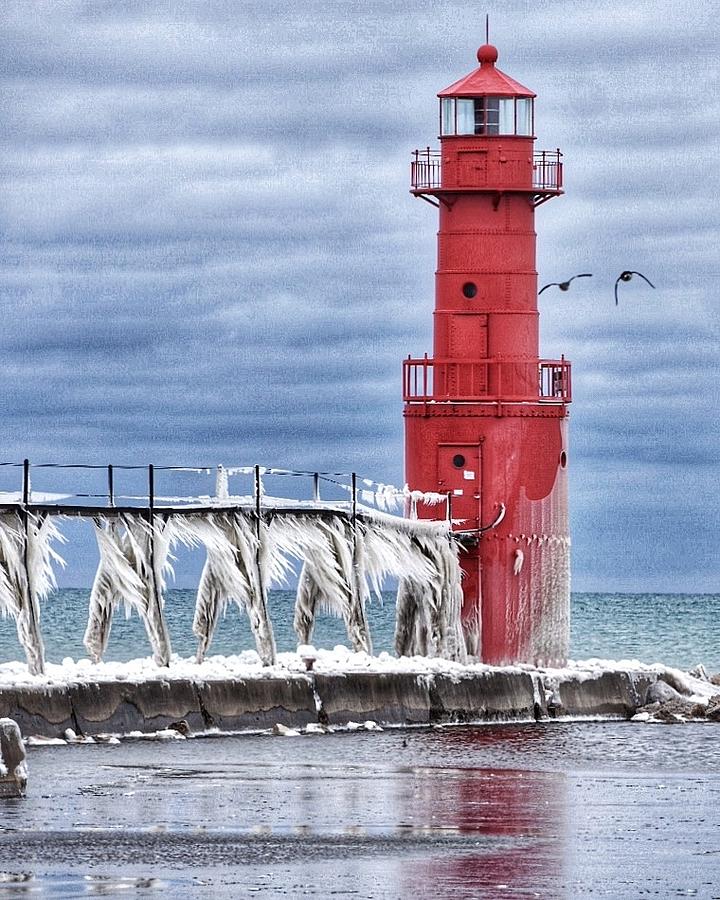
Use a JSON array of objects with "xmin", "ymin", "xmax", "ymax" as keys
[
  {"xmin": 437, "ymin": 443, "xmax": 481, "ymax": 530},
  {"xmin": 447, "ymin": 313, "xmax": 488, "ymax": 397}
]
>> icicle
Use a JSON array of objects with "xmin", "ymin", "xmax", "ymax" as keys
[
  {"xmin": 13, "ymin": 513, "xmax": 46, "ymax": 675},
  {"xmin": 83, "ymin": 520, "xmax": 126, "ymax": 663},
  {"xmin": 271, "ymin": 515, "xmax": 371, "ymax": 654},
  {"xmin": 184, "ymin": 512, "xmax": 277, "ymax": 665},
  {"xmin": 382, "ymin": 524, "xmax": 466, "ymax": 663},
  {"xmin": 293, "ymin": 561, "xmax": 321, "ymax": 644},
  {"xmin": 0, "ymin": 512, "xmax": 64, "ymax": 676},
  {"xmin": 148, "ymin": 515, "xmax": 175, "ymax": 666},
  {"xmin": 348, "ymin": 520, "xmax": 372, "ymax": 655},
  {"xmin": 274, "ymin": 512, "xmax": 464, "ymax": 660},
  {"xmin": 84, "ymin": 514, "xmax": 174, "ymax": 666},
  {"xmin": 251, "ymin": 515, "xmax": 277, "ymax": 663},
  {"xmin": 394, "ymin": 579, "xmax": 430, "ymax": 657}
]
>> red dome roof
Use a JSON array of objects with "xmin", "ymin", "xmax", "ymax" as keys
[{"xmin": 438, "ymin": 45, "xmax": 535, "ymax": 98}]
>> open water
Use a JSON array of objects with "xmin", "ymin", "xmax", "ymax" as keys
[{"xmin": 1, "ymin": 590, "xmax": 719, "ymax": 672}]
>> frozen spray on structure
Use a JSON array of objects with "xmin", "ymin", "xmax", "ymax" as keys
[{"xmin": 403, "ymin": 42, "xmax": 571, "ymax": 665}]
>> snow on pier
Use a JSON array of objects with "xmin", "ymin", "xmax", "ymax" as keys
[{"xmin": 0, "ymin": 461, "xmax": 465, "ymax": 675}]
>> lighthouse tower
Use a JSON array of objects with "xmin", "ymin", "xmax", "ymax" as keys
[{"xmin": 403, "ymin": 43, "xmax": 571, "ymax": 666}]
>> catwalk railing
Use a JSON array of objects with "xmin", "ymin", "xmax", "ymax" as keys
[
  {"xmin": 0, "ymin": 461, "xmax": 466, "ymax": 676},
  {"xmin": 410, "ymin": 148, "xmax": 563, "ymax": 194},
  {"xmin": 403, "ymin": 357, "xmax": 572, "ymax": 404}
]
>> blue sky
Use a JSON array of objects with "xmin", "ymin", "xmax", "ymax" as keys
[{"xmin": 1, "ymin": 0, "xmax": 718, "ymax": 591}]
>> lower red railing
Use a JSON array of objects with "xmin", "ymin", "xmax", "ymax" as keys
[{"xmin": 403, "ymin": 357, "xmax": 571, "ymax": 403}]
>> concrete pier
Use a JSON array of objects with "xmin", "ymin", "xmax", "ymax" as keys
[{"xmin": 0, "ymin": 665, "xmax": 679, "ymax": 739}]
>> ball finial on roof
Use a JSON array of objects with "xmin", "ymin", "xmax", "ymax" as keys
[{"xmin": 477, "ymin": 43, "xmax": 498, "ymax": 65}]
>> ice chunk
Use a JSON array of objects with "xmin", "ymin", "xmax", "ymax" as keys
[{"xmin": 0, "ymin": 718, "xmax": 27, "ymax": 797}]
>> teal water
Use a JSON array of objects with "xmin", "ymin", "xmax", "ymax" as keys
[{"xmin": 1, "ymin": 590, "xmax": 718, "ymax": 671}]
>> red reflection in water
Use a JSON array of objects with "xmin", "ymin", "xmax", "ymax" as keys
[{"xmin": 399, "ymin": 728, "xmax": 567, "ymax": 897}]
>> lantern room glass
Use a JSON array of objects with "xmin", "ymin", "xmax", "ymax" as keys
[
  {"xmin": 516, "ymin": 98, "xmax": 533, "ymax": 135},
  {"xmin": 441, "ymin": 98, "xmax": 454, "ymax": 135},
  {"xmin": 456, "ymin": 99, "xmax": 475, "ymax": 134},
  {"xmin": 439, "ymin": 97, "xmax": 534, "ymax": 136},
  {"xmin": 498, "ymin": 99, "xmax": 514, "ymax": 134}
]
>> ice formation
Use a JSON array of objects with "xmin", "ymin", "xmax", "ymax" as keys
[
  {"xmin": 0, "ymin": 717, "xmax": 27, "ymax": 796},
  {"xmin": 393, "ymin": 527, "xmax": 466, "ymax": 663},
  {"xmin": 84, "ymin": 515, "xmax": 174, "ymax": 666},
  {"xmin": 0, "ymin": 512, "xmax": 64, "ymax": 675},
  {"xmin": 186, "ymin": 513, "xmax": 280, "ymax": 666},
  {"xmin": 278, "ymin": 515, "xmax": 374, "ymax": 655},
  {"xmin": 1, "ymin": 502, "xmax": 466, "ymax": 670}
]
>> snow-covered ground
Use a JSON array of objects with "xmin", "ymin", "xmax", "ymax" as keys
[{"xmin": 0, "ymin": 644, "xmax": 716, "ymax": 704}]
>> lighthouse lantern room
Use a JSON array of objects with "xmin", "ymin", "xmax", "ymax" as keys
[{"xmin": 403, "ymin": 42, "xmax": 571, "ymax": 666}]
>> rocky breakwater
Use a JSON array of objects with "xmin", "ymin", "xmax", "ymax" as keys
[
  {"xmin": 630, "ymin": 665, "xmax": 720, "ymax": 724},
  {"xmin": 0, "ymin": 650, "xmax": 717, "ymax": 740}
]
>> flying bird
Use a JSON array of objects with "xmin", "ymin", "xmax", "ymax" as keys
[
  {"xmin": 539, "ymin": 273, "xmax": 593, "ymax": 295},
  {"xmin": 614, "ymin": 270, "xmax": 655, "ymax": 305}
]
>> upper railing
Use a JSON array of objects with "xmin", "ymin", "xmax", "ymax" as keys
[
  {"xmin": 411, "ymin": 150, "xmax": 442, "ymax": 190},
  {"xmin": 410, "ymin": 148, "xmax": 563, "ymax": 197},
  {"xmin": 403, "ymin": 356, "xmax": 572, "ymax": 404},
  {"xmin": 533, "ymin": 150, "xmax": 563, "ymax": 193},
  {"xmin": 0, "ymin": 462, "xmax": 434, "ymax": 518}
]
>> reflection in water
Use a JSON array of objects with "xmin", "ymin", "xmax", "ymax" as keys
[{"xmin": 400, "ymin": 728, "xmax": 567, "ymax": 897}]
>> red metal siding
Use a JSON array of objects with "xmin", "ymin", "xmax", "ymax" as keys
[{"xmin": 404, "ymin": 43, "xmax": 570, "ymax": 665}]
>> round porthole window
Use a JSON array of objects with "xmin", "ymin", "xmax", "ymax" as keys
[
  {"xmin": 452, "ymin": 454, "xmax": 466, "ymax": 468},
  {"xmin": 462, "ymin": 282, "xmax": 477, "ymax": 299},
  {"xmin": 560, "ymin": 450, "xmax": 567, "ymax": 468}
]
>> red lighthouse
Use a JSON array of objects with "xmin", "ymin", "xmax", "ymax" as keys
[{"xmin": 404, "ymin": 42, "xmax": 571, "ymax": 666}]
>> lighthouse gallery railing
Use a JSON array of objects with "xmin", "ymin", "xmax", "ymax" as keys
[
  {"xmin": 403, "ymin": 357, "xmax": 571, "ymax": 403},
  {"xmin": 410, "ymin": 148, "xmax": 563, "ymax": 193}
]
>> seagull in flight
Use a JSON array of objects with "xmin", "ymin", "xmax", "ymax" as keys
[
  {"xmin": 539, "ymin": 273, "xmax": 593, "ymax": 295},
  {"xmin": 614, "ymin": 270, "xmax": 655, "ymax": 305}
]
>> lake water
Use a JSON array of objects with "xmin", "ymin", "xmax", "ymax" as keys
[
  {"xmin": 2, "ymin": 723, "xmax": 719, "ymax": 897},
  {"xmin": 1, "ymin": 590, "xmax": 719, "ymax": 672}
]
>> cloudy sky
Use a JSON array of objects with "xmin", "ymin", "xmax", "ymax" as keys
[{"xmin": 1, "ymin": 0, "xmax": 718, "ymax": 591}]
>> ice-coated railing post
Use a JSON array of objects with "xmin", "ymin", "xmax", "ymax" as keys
[
  {"xmin": 250, "ymin": 464, "xmax": 276, "ymax": 665},
  {"xmin": 351, "ymin": 472, "xmax": 357, "ymax": 528},
  {"xmin": 253, "ymin": 465, "xmax": 262, "ymax": 537},
  {"xmin": 446, "ymin": 491, "xmax": 452, "ymax": 523},
  {"xmin": 148, "ymin": 463, "xmax": 155, "ymax": 605},
  {"xmin": 214, "ymin": 464, "xmax": 229, "ymax": 501},
  {"xmin": 148, "ymin": 464, "xmax": 154, "ymax": 581},
  {"xmin": 146, "ymin": 463, "xmax": 171, "ymax": 667},
  {"xmin": 18, "ymin": 458, "xmax": 45, "ymax": 675},
  {"xmin": 348, "ymin": 470, "xmax": 371, "ymax": 655},
  {"xmin": 107, "ymin": 464, "xmax": 114, "ymax": 508},
  {"xmin": 313, "ymin": 472, "xmax": 320, "ymax": 503}
]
